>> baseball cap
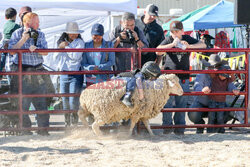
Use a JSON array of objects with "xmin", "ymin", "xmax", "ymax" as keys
[
  {"xmin": 145, "ymin": 4, "xmax": 159, "ymax": 17},
  {"xmin": 91, "ymin": 23, "xmax": 104, "ymax": 36},
  {"xmin": 218, "ymin": 65, "xmax": 230, "ymax": 78},
  {"xmin": 170, "ymin": 21, "xmax": 183, "ymax": 31}
]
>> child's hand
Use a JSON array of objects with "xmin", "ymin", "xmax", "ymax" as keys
[
  {"xmin": 233, "ymin": 89, "xmax": 240, "ymax": 95},
  {"xmin": 139, "ymin": 93, "xmax": 144, "ymax": 100},
  {"xmin": 202, "ymin": 86, "xmax": 211, "ymax": 94}
]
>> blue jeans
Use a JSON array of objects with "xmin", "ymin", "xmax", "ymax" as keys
[
  {"xmin": 188, "ymin": 99, "xmax": 208, "ymax": 124},
  {"xmin": 60, "ymin": 74, "xmax": 83, "ymax": 111},
  {"xmin": 162, "ymin": 79, "xmax": 190, "ymax": 133},
  {"xmin": 208, "ymin": 100, "xmax": 225, "ymax": 133},
  {"xmin": 0, "ymin": 53, "xmax": 6, "ymax": 71}
]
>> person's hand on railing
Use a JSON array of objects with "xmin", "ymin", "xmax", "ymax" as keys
[
  {"xmin": 29, "ymin": 45, "xmax": 37, "ymax": 52},
  {"xmin": 202, "ymin": 86, "xmax": 211, "ymax": 94},
  {"xmin": 232, "ymin": 89, "xmax": 240, "ymax": 96}
]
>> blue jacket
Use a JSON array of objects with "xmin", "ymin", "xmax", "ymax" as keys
[{"xmin": 82, "ymin": 39, "xmax": 115, "ymax": 82}]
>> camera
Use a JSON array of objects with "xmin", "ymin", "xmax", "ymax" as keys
[
  {"xmin": 126, "ymin": 29, "xmax": 135, "ymax": 43},
  {"xmin": 27, "ymin": 28, "xmax": 39, "ymax": 40},
  {"xmin": 27, "ymin": 28, "xmax": 39, "ymax": 46}
]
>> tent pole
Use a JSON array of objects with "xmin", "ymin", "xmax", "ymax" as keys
[
  {"xmin": 246, "ymin": 25, "xmax": 250, "ymax": 48},
  {"xmin": 108, "ymin": 11, "xmax": 111, "ymax": 34}
]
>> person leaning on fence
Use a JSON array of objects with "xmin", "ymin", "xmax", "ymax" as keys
[
  {"xmin": 188, "ymin": 54, "xmax": 236, "ymax": 134},
  {"xmin": 0, "ymin": 7, "xmax": 21, "ymax": 79},
  {"xmin": 207, "ymin": 65, "xmax": 239, "ymax": 133},
  {"xmin": 135, "ymin": 4, "xmax": 165, "ymax": 66},
  {"xmin": 109, "ymin": 12, "xmax": 148, "ymax": 71},
  {"xmin": 82, "ymin": 23, "xmax": 115, "ymax": 86},
  {"xmin": 156, "ymin": 20, "xmax": 206, "ymax": 135},
  {"xmin": 56, "ymin": 22, "xmax": 84, "ymax": 127},
  {"xmin": 8, "ymin": 12, "xmax": 50, "ymax": 136},
  {"xmin": 119, "ymin": 61, "xmax": 161, "ymax": 108}
]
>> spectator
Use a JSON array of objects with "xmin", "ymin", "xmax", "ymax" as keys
[
  {"xmin": 8, "ymin": 12, "xmax": 50, "ymax": 136},
  {"xmin": 1, "ymin": 8, "xmax": 21, "ymax": 79},
  {"xmin": 207, "ymin": 65, "xmax": 239, "ymax": 133},
  {"xmin": 18, "ymin": 6, "xmax": 32, "ymax": 26},
  {"xmin": 5, "ymin": 6, "xmax": 32, "ymax": 73},
  {"xmin": 156, "ymin": 20, "xmax": 206, "ymax": 135},
  {"xmin": 56, "ymin": 22, "xmax": 84, "ymax": 127},
  {"xmin": 82, "ymin": 23, "xmax": 115, "ymax": 86},
  {"xmin": 109, "ymin": 12, "xmax": 148, "ymax": 71},
  {"xmin": 188, "ymin": 54, "xmax": 236, "ymax": 133},
  {"xmin": 135, "ymin": 4, "xmax": 164, "ymax": 66}
]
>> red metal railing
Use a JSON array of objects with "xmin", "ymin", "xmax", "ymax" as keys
[
  {"xmin": 138, "ymin": 48, "xmax": 249, "ymax": 130},
  {"xmin": 0, "ymin": 48, "xmax": 136, "ymax": 133},
  {"xmin": 0, "ymin": 48, "xmax": 249, "ymax": 133}
]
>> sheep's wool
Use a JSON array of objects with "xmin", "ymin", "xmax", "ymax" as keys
[{"xmin": 78, "ymin": 74, "xmax": 183, "ymax": 135}]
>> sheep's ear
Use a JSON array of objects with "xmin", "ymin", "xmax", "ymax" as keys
[{"xmin": 167, "ymin": 80, "xmax": 175, "ymax": 87}]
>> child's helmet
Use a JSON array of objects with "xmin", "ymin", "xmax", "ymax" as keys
[{"xmin": 141, "ymin": 61, "xmax": 161, "ymax": 79}]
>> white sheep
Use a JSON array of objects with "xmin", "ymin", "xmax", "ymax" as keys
[{"xmin": 78, "ymin": 74, "xmax": 183, "ymax": 136}]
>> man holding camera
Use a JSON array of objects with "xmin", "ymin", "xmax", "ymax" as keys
[
  {"xmin": 8, "ymin": 12, "xmax": 50, "ymax": 136},
  {"xmin": 110, "ymin": 12, "xmax": 148, "ymax": 71}
]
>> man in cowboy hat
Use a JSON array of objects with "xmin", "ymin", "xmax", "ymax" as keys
[{"xmin": 188, "ymin": 54, "xmax": 238, "ymax": 133}]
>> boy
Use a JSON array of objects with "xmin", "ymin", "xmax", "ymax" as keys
[
  {"xmin": 120, "ymin": 61, "xmax": 161, "ymax": 107},
  {"xmin": 1, "ymin": 8, "xmax": 20, "ymax": 76},
  {"xmin": 208, "ymin": 65, "xmax": 239, "ymax": 133}
]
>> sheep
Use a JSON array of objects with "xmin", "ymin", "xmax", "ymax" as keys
[{"xmin": 78, "ymin": 74, "xmax": 183, "ymax": 136}]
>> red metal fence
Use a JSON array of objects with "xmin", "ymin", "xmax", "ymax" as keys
[{"xmin": 0, "ymin": 48, "xmax": 249, "ymax": 133}]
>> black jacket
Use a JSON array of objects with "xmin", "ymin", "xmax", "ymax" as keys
[{"xmin": 136, "ymin": 16, "xmax": 165, "ymax": 64}]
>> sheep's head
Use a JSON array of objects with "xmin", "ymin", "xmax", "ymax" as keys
[{"xmin": 160, "ymin": 74, "xmax": 184, "ymax": 96}]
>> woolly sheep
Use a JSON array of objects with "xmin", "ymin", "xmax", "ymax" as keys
[{"xmin": 78, "ymin": 74, "xmax": 183, "ymax": 136}]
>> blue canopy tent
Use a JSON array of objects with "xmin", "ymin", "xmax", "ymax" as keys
[
  {"xmin": 183, "ymin": 0, "xmax": 241, "ymax": 31},
  {"xmin": 162, "ymin": 5, "xmax": 210, "ymax": 31}
]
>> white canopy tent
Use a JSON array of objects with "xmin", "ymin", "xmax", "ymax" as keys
[
  {"xmin": 0, "ymin": 0, "xmax": 137, "ymax": 14},
  {"xmin": 0, "ymin": 0, "xmax": 137, "ymax": 47}
]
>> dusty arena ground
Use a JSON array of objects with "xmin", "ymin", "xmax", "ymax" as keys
[{"xmin": 0, "ymin": 114, "xmax": 249, "ymax": 167}]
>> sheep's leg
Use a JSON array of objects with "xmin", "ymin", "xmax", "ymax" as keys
[
  {"xmin": 78, "ymin": 105, "xmax": 89, "ymax": 128},
  {"xmin": 92, "ymin": 120, "xmax": 104, "ymax": 136},
  {"xmin": 128, "ymin": 116, "xmax": 140, "ymax": 136},
  {"xmin": 141, "ymin": 118, "xmax": 154, "ymax": 136}
]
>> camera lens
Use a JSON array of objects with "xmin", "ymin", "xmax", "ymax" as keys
[{"xmin": 126, "ymin": 30, "xmax": 135, "ymax": 43}]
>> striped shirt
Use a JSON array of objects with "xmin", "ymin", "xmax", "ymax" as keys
[{"xmin": 8, "ymin": 27, "xmax": 48, "ymax": 66}]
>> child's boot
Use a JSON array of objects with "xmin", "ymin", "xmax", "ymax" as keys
[{"xmin": 121, "ymin": 92, "xmax": 133, "ymax": 108}]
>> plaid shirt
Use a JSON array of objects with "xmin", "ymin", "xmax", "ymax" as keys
[
  {"xmin": 8, "ymin": 27, "xmax": 48, "ymax": 66},
  {"xmin": 214, "ymin": 31, "xmax": 230, "ymax": 48}
]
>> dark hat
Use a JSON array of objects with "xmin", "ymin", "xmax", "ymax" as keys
[
  {"xmin": 170, "ymin": 21, "xmax": 183, "ymax": 31},
  {"xmin": 202, "ymin": 54, "xmax": 228, "ymax": 68},
  {"xmin": 218, "ymin": 65, "xmax": 231, "ymax": 78},
  {"xmin": 91, "ymin": 23, "xmax": 104, "ymax": 36},
  {"xmin": 145, "ymin": 4, "xmax": 159, "ymax": 17},
  {"xmin": 208, "ymin": 54, "xmax": 222, "ymax": 66}
]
